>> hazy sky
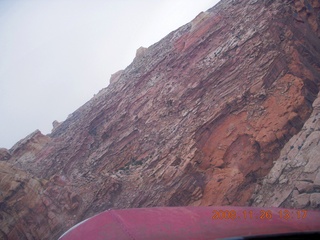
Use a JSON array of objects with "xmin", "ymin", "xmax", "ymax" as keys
[{"xmin": 0, "ymin": 0, "xmax": 219, "ymax": 149}]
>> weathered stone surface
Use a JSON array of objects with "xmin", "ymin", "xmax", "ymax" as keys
[
  {"xmin": 1, "ymin": 0, "xmax": 320, "ymax": 239},
  {"xmin": 250, "ymin": 0, "xmax": 320, "ymax": 209},
  {"xmin": 135, "ymin": 46, "xmax": 148, "ymax": 59},
  {"xmin": 109, "ymin": 69, "xmax": 124, "ymax": 84},
  {"xmin": 0, "ymin": 162, "xmax": 80, "ymax": 240},
  {"xmin": 9, "ymin": 130, "xmax": 51, "ymax": 166},
  {"xmin": 51, "ymin": 120, "xmax": 61, "ymax": 132},
  {"xmin": 310, "ymin": 193, "xmax": 320, "ymax": 208},
  {"xmin": 295, "ymin": 180, "xmax": 315, "ymax": 193},
  {"xmin": 252, "ymin": 91, "xmax": 320, "ymax": 208},
  {"xmin": 0, "ymin": 148, "xmax": 10, "ymax": 161},
  {"xmin": 293, "ymin": 193, "xmax": 310, "ymax": 209},
  {"xmin": 314, "ymin": 171, "xmax": 320, "ymax": 186}
]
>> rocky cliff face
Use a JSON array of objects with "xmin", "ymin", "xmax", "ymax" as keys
[{"xmin": 1, "ymin": 0, "xmax": 320, "ymax": 239}]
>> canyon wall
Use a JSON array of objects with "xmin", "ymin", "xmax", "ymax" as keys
[{"xmin": 1, "ymin": 0, "xmax": 320, "ymax": 239}]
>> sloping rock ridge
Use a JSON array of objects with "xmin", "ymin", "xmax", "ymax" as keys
[{"xmin": 1, "ymin": 0, "xmax": 320, "ymax": 239}]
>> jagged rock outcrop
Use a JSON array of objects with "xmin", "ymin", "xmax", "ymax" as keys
[
  {"xmin": 109, "ymin": 70, "xmax": 124, "ymax": 84},
  {"xmin": 135, "ymin": 46, "xmax": 148, "ymax": 59},
  {"xmin": 8, "ymin": 130, "xmax": 51, "ymax": 167},
  {"xmin": 251, "ymin": 0, "xmax": 320, "ymax": 209},
  {"xmin": 52, "ymin": 120, "xmax": 61, "ymax": 132},
  {"xmin": 1, "ymin": 0, "xmax": 320, "ymax": 239},
  {"xmin": 252, "ymin": 91, "xmax": 320, "ymax": 208},
  {"xmin": 0, "ymin": 148, "xmax": 10, "ymax": 161},
  {"xmin": 0, "ymin": 161, "xmax": 80, "ymax": 240}
]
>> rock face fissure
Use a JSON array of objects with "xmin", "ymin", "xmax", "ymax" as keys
[{"xmin": 1, "ymin": 0, "xmax": 320, "ymax": 239}]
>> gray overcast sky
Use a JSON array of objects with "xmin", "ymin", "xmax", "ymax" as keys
[{"xmin": 0, "ymin": 0, "xmax": 219, "ymax": 149}]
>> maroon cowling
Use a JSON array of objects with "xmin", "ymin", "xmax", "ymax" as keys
[{"xmin": 59, "ymin": 206, "xmax": 320, "ymax": 240}]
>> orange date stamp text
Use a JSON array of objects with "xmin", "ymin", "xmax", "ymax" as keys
[{"xmin": 212, "ymin": 209, "xmax": 308, "ymax": 221}]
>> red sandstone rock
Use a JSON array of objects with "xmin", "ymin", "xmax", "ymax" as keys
[
  {"xmin": 0, "ymin": 161, "xmax": 79, "ymax": 240},
  {"xmin": 1, "ymin": 0, "xmax": 320, "ymax": 239}
]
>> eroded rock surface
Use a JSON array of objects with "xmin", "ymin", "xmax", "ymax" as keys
[
  {"xmin": 0, "ymin": 162, "xmax": 80, "ymax": 240},
  {"xmin": 0, "ymin": 148, "xmax": 10, "ymax": 161},
  {"xmin": 1, "ymin": 0, "xmax": 320, "ymax": 239},
  {"xmin": 252, "ymin": 92, "xmax": 320, "ymax": 209}
]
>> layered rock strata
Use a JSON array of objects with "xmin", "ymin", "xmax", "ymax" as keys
[
  {"xmin": 1, "ymin": 0, "xmax": 320, "ymax": 239},
  {"xmin": 252, "ymin": 91, "xmax": 320, "ymax": 209}
]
